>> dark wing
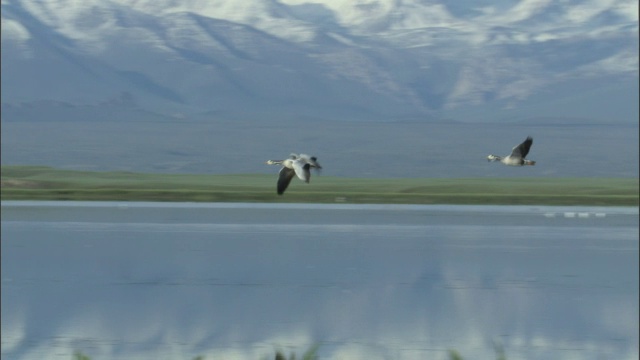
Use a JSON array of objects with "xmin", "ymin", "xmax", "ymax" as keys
[
  {"xmin": 309, "ymin": 156, "xmax": 322, "ymax": 171},
  {"xmin": 510, "ymin": 136, "xmax": 533, "ymax": 158},
  {"xmin": 277, "ymin": 167, "xmax": 296, "ymax": 195}
]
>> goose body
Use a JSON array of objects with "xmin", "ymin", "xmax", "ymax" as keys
[
  {"xmin": 266, "ymin": 153, "xmax": 322, "ymax": 195},
  {"xmin": 487, "ymin": 137, "xmax": 536, "ymax": 166}
]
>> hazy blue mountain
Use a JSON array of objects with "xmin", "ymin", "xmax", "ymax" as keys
[
  {"xmin": 2, "ymin": 0, "xmax": 638, "ymax": 123},
  {"xmin": 2, "ymin": 0, "xmax": 638, "ymax": 178}
]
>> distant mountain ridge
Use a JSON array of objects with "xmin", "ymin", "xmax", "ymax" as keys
[{"xmin": 1, "ymin": 0, "xmax": 638, "ymax": 123}]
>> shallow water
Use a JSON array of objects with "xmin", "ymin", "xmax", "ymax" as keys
[{"xmin": 1, "ymin": 202, "xmax": 638, "ymax": 360}]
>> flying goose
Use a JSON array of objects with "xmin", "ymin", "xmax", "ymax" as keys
[
  {"xmin": 265, "ymin": 153, "xmax": 322, "ymax": 195},
  {"xmin": 487, "ymin": 136, "xmax": 536, "ymax": 166}
]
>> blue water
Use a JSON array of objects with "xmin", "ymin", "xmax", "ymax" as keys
[{"xmin": 2, "ymin": 202, "xmax": 638, "ymax": 360}]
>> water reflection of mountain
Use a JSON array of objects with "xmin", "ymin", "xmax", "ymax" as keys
[{"xmin": 2, "ymin": 202, "xmax": 638, "ymax": 360}]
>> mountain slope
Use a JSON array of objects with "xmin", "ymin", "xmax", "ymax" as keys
[{"xmin": 1, "ymin": 0, "xmax": 638, "ymax": 123}]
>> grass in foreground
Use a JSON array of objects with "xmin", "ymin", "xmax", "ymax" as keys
[{"xmin": 2, "ymin": 165, "xmax": 638, "ymax": 206}]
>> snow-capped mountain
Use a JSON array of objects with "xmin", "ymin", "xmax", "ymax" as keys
[{"xmin": 1, "ymin": 0, "xmax": 638, "ymax": 123}]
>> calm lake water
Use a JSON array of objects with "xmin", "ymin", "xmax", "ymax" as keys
[{"xmin": 1, "ymin": 202, "xmax": 638, "ymax": 360}]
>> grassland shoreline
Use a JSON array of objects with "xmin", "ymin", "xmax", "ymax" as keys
[{"xmin": 1, "ymin": 166, "xmax": 638, "ymax": 206}]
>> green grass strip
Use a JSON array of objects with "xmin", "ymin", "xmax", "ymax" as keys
[{"xmin": 2, "ymin": 165, "xmax": 638, "ymax": 206}]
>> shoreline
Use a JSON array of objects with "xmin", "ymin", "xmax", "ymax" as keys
[{"xmin": 2, "ymin": 166, "xmax": 638, "ymax": 206}]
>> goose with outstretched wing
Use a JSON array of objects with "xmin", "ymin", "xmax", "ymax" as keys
[
  {"xmin": 487, "ymin": 137, "xmax": 536, "ymax": 166},
  {"xmin": 266, "ymin": 153, "xmax": 322, "ymax": 195}
]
